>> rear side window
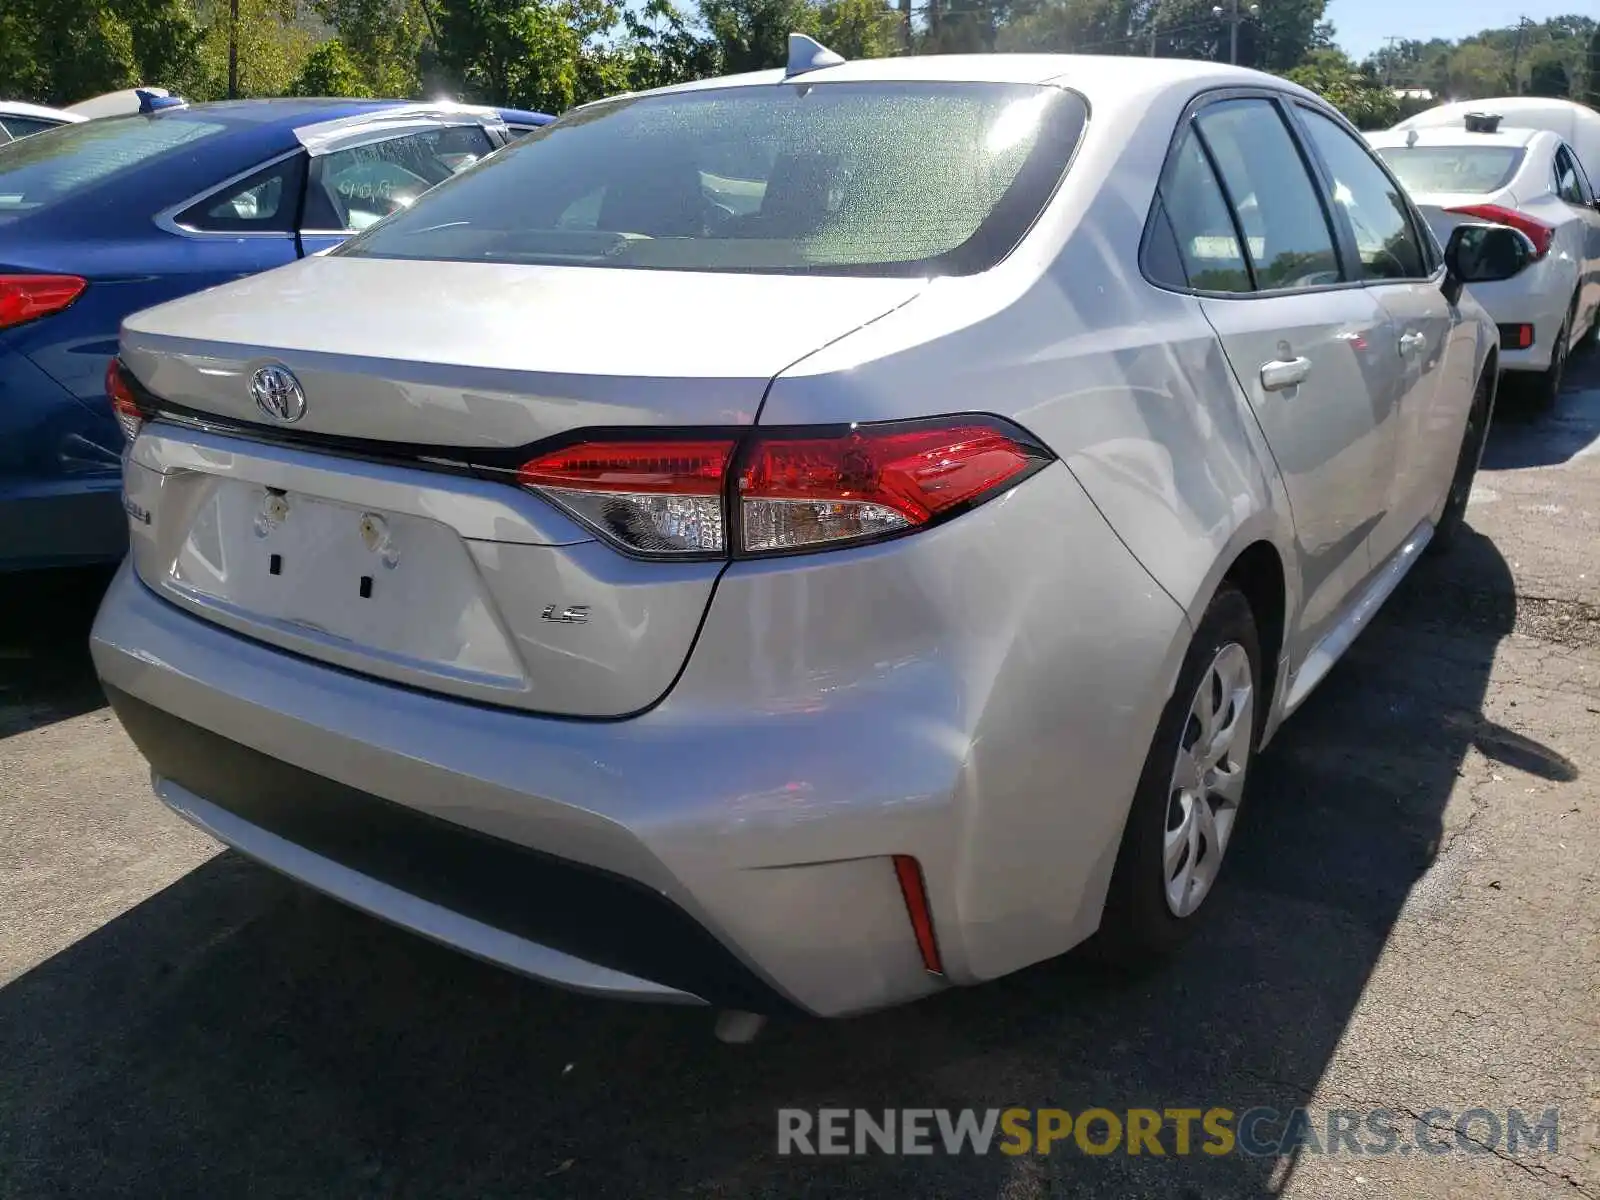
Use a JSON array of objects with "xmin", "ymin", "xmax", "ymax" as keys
[
  {"xmin": 1554, "ymin": 145, "xmax": 1591, "ymax": 205},
  {"xmin": 1373, "ymin": 145, "xmax": 1524, "ymax": 195},
  {"xmin": 0, "ymin": 116, "xmax": 225, "ymax": 220},
  {"xmin": 1194, "ymin": 100, "xmax": 1341, "ymax": 290},
  {"xmin": 0, "ymin": 116, "xmax": 61, "ymax": 139},
  {"xmin": 338, "ymin": 83, "xmax": 1090, "ymax": 277},
  {"xmin": 175, "ymin": 155, "xmax": 306, "ymax": 234},
  {"xmin": 1156, "ymin": 126, "xmax": 1251, "ymax": 292},
  {"xmin": 1297, "ymin": 107, "xmax": 1428, "ymax": 281}
]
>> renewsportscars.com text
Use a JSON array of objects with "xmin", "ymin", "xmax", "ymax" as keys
[{"xmin": 777, "ymin": 1106, "xmax": 1560, "ymax": 1158}]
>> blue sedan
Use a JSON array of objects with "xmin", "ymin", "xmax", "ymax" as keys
[{"xmin": 0, "ymin": 95, "xmax": 548, "ymax": 571}]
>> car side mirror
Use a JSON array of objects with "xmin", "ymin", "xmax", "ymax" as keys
[{"xmin": 1442, "ymin": 222, "xmax": 1537, "ymax": 306}]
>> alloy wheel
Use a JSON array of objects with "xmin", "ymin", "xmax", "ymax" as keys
[{"xmin": 1163, "ymin": 641, "xmax": 1254, "ymax": 918}]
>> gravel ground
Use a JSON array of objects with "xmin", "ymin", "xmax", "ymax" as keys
[{"xmin": 2, "ymin": 355, "xmax": 1597, "ymax": 1199}]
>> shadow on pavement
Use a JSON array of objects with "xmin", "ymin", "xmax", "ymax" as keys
[
  {"xmin": 0, "ymin": 565, "xmax": 114, "ymax": 739},
  {"xmin": 0, "ymin": 529, "xmax": 1561, "ymax": 1195},
  {"xmin": 1481, "ymin": 346, "xmax": 1600, "ymax": 470}
]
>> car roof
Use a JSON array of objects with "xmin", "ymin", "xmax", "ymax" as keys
[
  {"xmin": 632, "ymin": 53, "xmax": 1319, "ymax": 107},
  {"xmin": 1366, "ymin": 126, "xmax": 1544, "ymax": 150},
  {"xmin": 0, "ymin": 99, "xmax": 86, "ymax": 123}
]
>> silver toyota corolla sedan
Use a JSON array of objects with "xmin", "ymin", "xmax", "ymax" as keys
[{"xmin": 93, "ymin": 46, "xmax": 1533, "ymax": 1018}]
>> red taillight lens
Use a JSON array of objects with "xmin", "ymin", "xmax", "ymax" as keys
[
  {"xmin": 1444, "ymin": 204, "xmax": 1555, "ymax": 260},
  {"xmin": 105, "ymin": 358, "xmax": 144, "ymax": 442},
  {"xmin": 737, "ymin": 421, "xmax": 1046, "ymax": 554},
  {"xmin": 0, "ymin": 274, "xmax": 87, "ymax": 330},
  {"xmin": 516, "ymin": 439, "xmax": 735, "ymax": 554},
  {"xmin": 513, "ymin": 419, "xmax": 1050, "ymax": 558}
]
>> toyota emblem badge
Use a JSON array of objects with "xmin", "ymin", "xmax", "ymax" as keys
[{"xmin": 251, "ymin": 364, "xmax": 307, "ymax": 423}]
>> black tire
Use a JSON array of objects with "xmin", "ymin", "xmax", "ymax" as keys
[
  {"xmin": 1428, "ymin": 366, "xmax": 1496, "ymax": 556},
  {"xmin": 1526, "ymin": 317, "xmax": 1568, "ymax": 412},
  {"xmin": 1095, "ymin": 585, "xmax": 1262, "ymax": 963},
  {"xmin": 1578, "ymin": 300, "xmax": 1599, "ymax": 352}
]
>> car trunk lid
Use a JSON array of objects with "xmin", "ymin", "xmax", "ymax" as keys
[
  {"xmin": 119, "ymin": 257, "xmax": 924, "ymax": 717},
  {"xmin": 119, "ymin": 254, "xmax": 925, "ymax": 443}
]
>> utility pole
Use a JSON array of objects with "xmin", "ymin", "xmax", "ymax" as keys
[
  {"xmin": 1381, "ymin": 35, "xmax": 1405, "ymax": 87},
  {"xmin": 1508, "ymin": 16, "xmax": 1532, "ymax": 95},
  {"xmin": 1211, "ymin": 0, "xmax": 1258, "ymax": 66},
  {"xmin": 227, "ymin": 0, "xmax": 239, "ymax": 99}
]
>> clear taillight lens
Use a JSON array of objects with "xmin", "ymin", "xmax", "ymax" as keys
[
  {"xmin": 0, "ymin": 274, "xmax": 86, "ymax": 330},
  {"xmin": 516, "ymin": 439, "xmax": 735, "ymax": 555},
  {"xmin": 106, "ymin": 358, "xmax": 145, "ymax": 442},
  {"xmin": 1443, "ymin": 204, "xmax": 1555, "ymax": 259},
  {"xmin": 514, "ymin": 419, "xmax": 1050, "ymax": 559},
  {"xmin": 738, "ymin": 422, "xmax": 1047, "ymax": 554}
]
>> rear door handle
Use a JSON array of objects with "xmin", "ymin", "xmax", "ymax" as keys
[
  {"xmin": 1399, "ymin": 331, "xmax": 1427, "ymax": 357},
  {"xmin": 1260, "ymin": 356, "xmax": 1311, "ymax": 392}
]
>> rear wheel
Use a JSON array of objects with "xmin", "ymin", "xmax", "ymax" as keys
[
  {"xmin": 1525, "ymin": 316, "xmax": 1569, "ymax": 412},
  {"xmin": 1578, "ymin": 297, "xmax": 1599, "ymax": 351},
  {"xmin": 1096, "ymin": 585, "xmax": 1261, "ymax": 961},
  {"xmin": 1429, "ymin": 366, "xmax": 1496, "ymax": 555}
]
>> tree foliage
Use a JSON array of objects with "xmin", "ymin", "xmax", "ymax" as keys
[{"xmin": 1285, "ymin": 48, "xmax": 1397, "ymax": 129}]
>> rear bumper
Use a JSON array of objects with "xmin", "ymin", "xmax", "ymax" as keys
[
  {"xmin": 1465, "ymin": 261, "xmax": 1574, "ymax": 372},
  {"xmin": 107, "ymin": 683, "xmax": 780, "ymax": 1009},
  {"xmin": 91, "ymin": 457, "xmax": 1188, "ymax": 1015}
]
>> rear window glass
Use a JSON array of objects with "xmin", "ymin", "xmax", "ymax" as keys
[
  {"xmin": 0, "ymin": 116, "xmax": 224, "ymax": 218},
  {"xmin": 338, "ymin": 83, "xmax": 1088, "ymax": 277},
  {"xmin": 1373, "ymin": 146, "xmax": 1525, "ymax": 195}
]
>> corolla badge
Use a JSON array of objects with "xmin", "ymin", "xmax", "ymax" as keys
[{"xmin": 250, "ymin": 365, "xmax": 307, "ymax": 423}]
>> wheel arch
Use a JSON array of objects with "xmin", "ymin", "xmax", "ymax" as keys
[{"xmin": 1217, "ymin": 540, "xmax": 1288, "ymax": 748}]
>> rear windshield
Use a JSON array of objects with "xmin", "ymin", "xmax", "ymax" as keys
[
  {"xmin": 0, "ymin": 115, "xmax": 224, "ymax": 219},
  {"xmin": 338, "ymin": 82, "xmax": 1088, "ymax": 277},
  {"xmin": 1373, "ymin": 145, "xmax": 1525, "ymax": 195}
]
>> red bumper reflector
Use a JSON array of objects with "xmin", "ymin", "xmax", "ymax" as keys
[
  {"xmin": 1497, "ymin": 323, "xmax": 1534, "ymax": 350},
  {"xmin": 892, "ymin": 854, "xmax": 944, "ymax": 976}
]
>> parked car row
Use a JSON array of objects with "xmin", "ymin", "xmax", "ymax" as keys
[
  {"xmin": 1369, "ymin": 97, "xmax": 1600, "ymax": 407},
  {"xmin": 79, "ymin": 41, "xmax": 1545, "ymax": 1020}
]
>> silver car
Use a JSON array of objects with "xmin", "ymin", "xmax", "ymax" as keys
[{"xmin": 93, "ymin": 47, "xmax": 1533, "ymax": 1018}]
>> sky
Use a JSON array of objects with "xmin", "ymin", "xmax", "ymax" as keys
[{"xmin": 1329, "ymin": 0, "xmax": 1588, "ymax": 60}]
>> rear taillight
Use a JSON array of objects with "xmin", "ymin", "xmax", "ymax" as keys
[
  {"xmin": 516, "ymin": 439, "xmax": 735, "ymax": 555},
  {"xmin": 105, "ymin": 358, "xmax": 145, "ymax": 442},
  {"xmin": 515, "ymin": 417, "xmax": 1051, "ymax": 559},
  {"xmin": 1444, "ymin": 204, "xmax": 1555, "ymax": 260},
  {"xmin": 738, "ymin": 421, "xmax": 1045, "ymax": 553},
  {"xmin": 0, "ymin": 274, "xmax": 86, "ymax": 330}
]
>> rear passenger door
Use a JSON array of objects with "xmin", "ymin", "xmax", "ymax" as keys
[
  {"xmin": 1156, "ymin": 95, "xmax": 1403, "ymax": 658},
  {"xmin": 1291, "ymin": 102, "xmax": 1465, "ymax": 557}
]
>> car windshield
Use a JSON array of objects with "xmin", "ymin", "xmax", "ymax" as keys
[
  {"xmin": 0, "ymin": 114, "xmax": 224, "ymax": 220},
  {"xmin": 1373, "ymin": 145, "xmax": 1525, "ymax": 195},
  {"xmin": 338, "ymin": 82, "xmax": 1088, "ymax": 277}
]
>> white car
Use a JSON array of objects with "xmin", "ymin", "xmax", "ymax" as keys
[
  {"xmin": 1370, "ymin": 113, "xmax": 1600, "ymax": 406},
  {"xmin": 0, "ymin": 100, "xmax": 85, "ymax": 142}
]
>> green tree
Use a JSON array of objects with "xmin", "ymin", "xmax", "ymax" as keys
[
  {"xmin": 1286, "ymin": 48, "xmax": 1399, "ymax": 129},
  {"xmin": 289, "ymin": 37, "xmax": 374, "ymax": 94},
  {"xmin": 1587, "ymin": 28, "xmax": 1600, "ymax": 105},
  {"xmin": 817, "ymin": 0, "xmax": 896, "ymax": 58},
  {"xmin": 622, "ymin": 0, "xmax": 719, "ymax": 91},
  {"xmin": 698, "ymin": 0, "xmax": 818, "ymax": 72},
  {"xmin": 309, "ymin": 0, "xmax": 428, "ymax": 95},
  {"xmin": 1526, "ymin": 57, "xmax": 1570, "ymax": 98},
  {"xmin": 433, "ymin": 0, "xmax": 623, "ymax": 111}
]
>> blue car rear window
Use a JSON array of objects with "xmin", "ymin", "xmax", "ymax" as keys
[{"xmin": 0, "ymin": 116, "xmax": 225, "ymax": 218}]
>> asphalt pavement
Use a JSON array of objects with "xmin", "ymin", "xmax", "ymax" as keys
[{"xmin": 2, "ymin": 356, "xmax": 1598, "ymax": 1199}]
